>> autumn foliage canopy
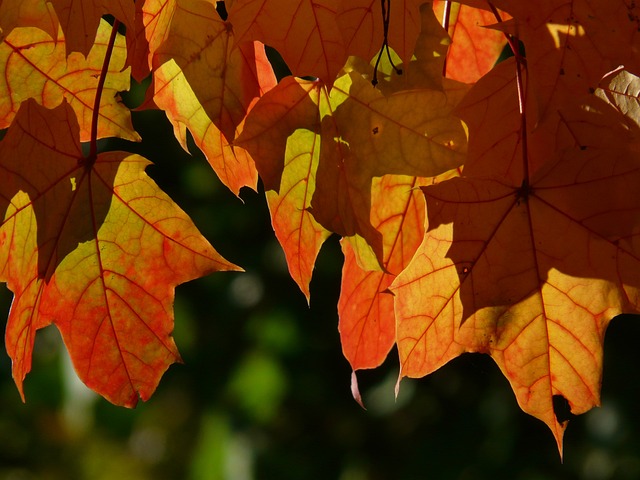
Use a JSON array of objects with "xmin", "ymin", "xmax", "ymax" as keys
[{"xmin": 0, "ymin": 0, "xmax": 639, "ymax": 455}]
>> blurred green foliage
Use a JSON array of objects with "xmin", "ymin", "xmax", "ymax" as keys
[{"xmin": 1, "ymin": 79, "xmax": 640, "ymax": 480}]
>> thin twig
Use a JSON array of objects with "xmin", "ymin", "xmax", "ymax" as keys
[
  {"xmin": 487, "ymin": 1, "xmax": 529, "ymax": 187},
  {"xmin": 442, "ymin": 1, "xmax": 452, "ymax": 77},
  {"xmin": 87, "ymin": 19, "xmax": 121, "ymax": 166}
]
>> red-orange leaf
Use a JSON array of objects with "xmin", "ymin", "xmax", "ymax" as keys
[
  {"xmin": 0, "ymin": 100, "xmax": 238, "ymax": 406},
  {"xmin": 228, "ymin": 0, "xmax": 346, "ymax": 85},
  {"xmin": 433, "ymin": 1, "xmax": 507, "ymax": 83},
  {"xmin": 339, "ymin": 175, "xmax": 428, "ymax": 372},
  {"xmin": 0, "ymin": 17, "xmax": 138, "ymax": 141}
]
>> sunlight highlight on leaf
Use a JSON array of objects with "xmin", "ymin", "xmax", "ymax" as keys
[{"xmin": 266, "ymin": 129, "xmax": 331, "ymax": 301}]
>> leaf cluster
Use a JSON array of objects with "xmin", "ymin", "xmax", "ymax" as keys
[{"xmin": 0, "ymin": 0, "xmax": 639, "ymax": 455}]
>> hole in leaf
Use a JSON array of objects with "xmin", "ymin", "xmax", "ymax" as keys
[{"xmin": 552, "ymin": 394, "xmax": 575, "ymax": 423}]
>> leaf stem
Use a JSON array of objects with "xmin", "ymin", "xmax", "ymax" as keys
[
  {"xmin": 487, "ymin": 2, "xmax": 530, "ymax": 187},
  {"xmin": 372, "ymin": 0, "xmax": 402, "ymax": 86},
  {"xmin": 87, "ymin": 19, "xmax": 121, "ymax": 167},
  {"xmin": 441, "ymin": 1, "xmax": 452, "ymax": 77}
]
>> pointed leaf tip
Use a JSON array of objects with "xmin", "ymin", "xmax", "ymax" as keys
[{"xmin": 351, "ymin": 370, "xmax": 366, "ymax": 410}]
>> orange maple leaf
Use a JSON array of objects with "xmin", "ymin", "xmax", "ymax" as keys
[
  {"xmin": 235, "ymin": 78, "xmax": 331, "ymax": 297},
  {"xmin": 0, "ymin": 16, "xmax": 139, "ymax": 141},
  {"xmin": 311, "ymin": 71, "xmax": 467, "ymax": 258},
  {"xmin": 0, "ymin": 100, "xmax": 238, "ymax": 407},
  {"xmin": 390, "ymin": 61, "xmax": 640, "ymax": 454},
  {"xmin": 239, "ymin": 61, "xmax": 467, "ymax": 262}
]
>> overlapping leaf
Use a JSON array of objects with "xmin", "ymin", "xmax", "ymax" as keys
[
  {"xmin": 239, "ymin": 67, "xmax": 467, "ymax": 265},
  {"xmin": 142, "ymin": 0, "xmax": 276, "ymax": 194},
  {"xmin": 391, "ymin": 62, "xmax": 640, "ymax": 453},
  {"xmin": 339, "ymin": 175, "xmax": 428, "ymax": 373},
  {"xmin": 0, "ymin": 100, "xmax": 238, "ymax": 406},
  {"xmin": 0, "ymin": 16, "xmax": 138, "ymax": 141}
]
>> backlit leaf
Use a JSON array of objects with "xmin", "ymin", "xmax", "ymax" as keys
[
  {"xmin": 391, "ymin": 64, "xmax": 640, "ymax": 453},
  {"xmin": 266, "ymin": 129, "xmax": 331, "ymax": 301},
  {"xmin": 141, "ymin": 0, "xmax": 275, "ymax": 194},
  {"xmin": 311, "ymin": 71, "xmax": 467, "ymax": 258},
  {"xmin": 339, "ymin": 175, "xmax": 428, "ymax": 372},
  {"xmin": 151, "ymin": 0, "xmax": 276, "ymax": 143},
  {"xmin": 0, "ymin": 100, "xmax": 238, "ymax": 406},
  {"xmin": 0, "ymin": 17, "xmax": 138, "ymax": 141}
]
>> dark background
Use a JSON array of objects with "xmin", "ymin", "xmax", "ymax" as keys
[{"xmin": 1, "ymin": 78, "xmax": 640, "ymax": 480}]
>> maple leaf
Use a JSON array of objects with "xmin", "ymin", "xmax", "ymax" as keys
[
  {"xmin": 0, "ymin": 16, "xmax": 139, "ymax": 142},
  {"xmin": 390, "ymin": 61, "xmax": 640, "ymax": 453},
  {"xmin": 149, "ymin": 0, "xmax": 276, "ymax": 142},
  {"xmin": 311, "ymin": 71, "xmax": 468, "ymax": 256},
  {"xmin": 0, "ymin": 100, "xmax": 238, "ymax": 406},
  {"xmin": 228, "ymin": 0, "xmax": 346, "ymax": 85},
  {"xmin": 49, "ymin": 0, "xmax": 135, "ymax": 56}
]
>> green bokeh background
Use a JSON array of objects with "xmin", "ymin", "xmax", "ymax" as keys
[{"xmin": 1, "ymin": 78, "xmax": 640, "ymax": 480}]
